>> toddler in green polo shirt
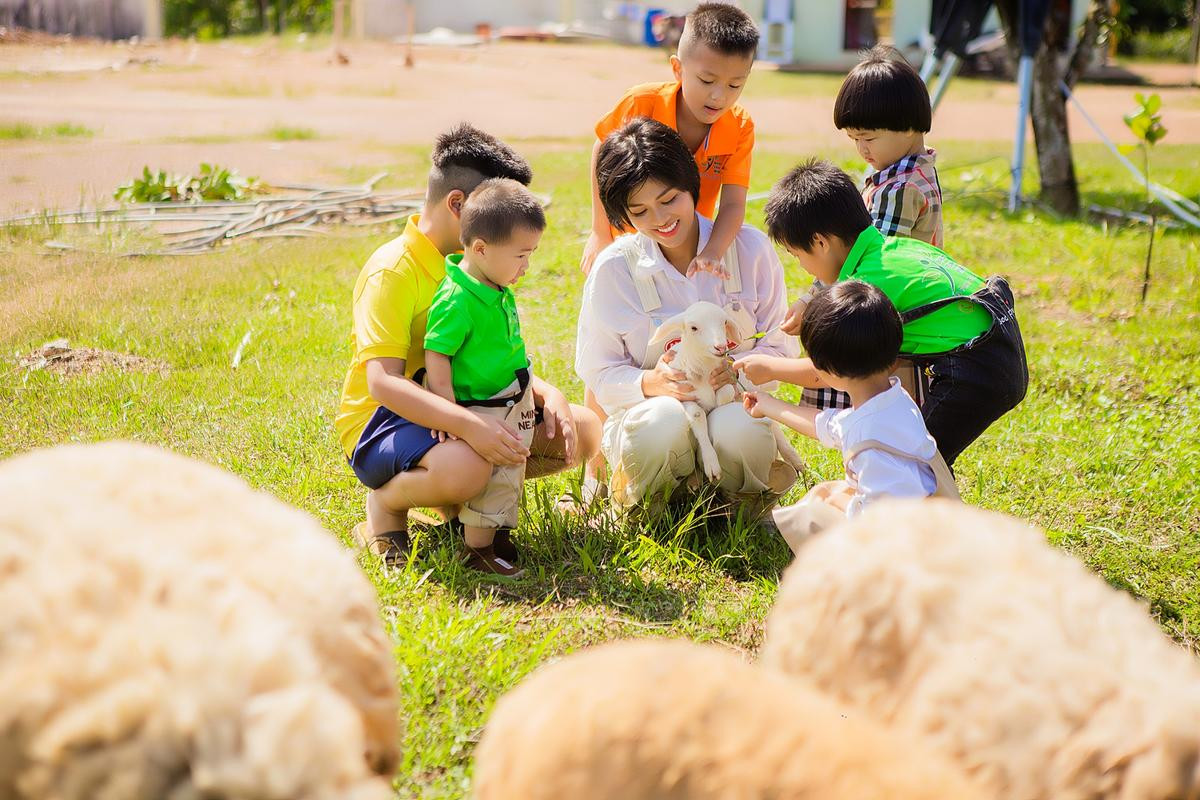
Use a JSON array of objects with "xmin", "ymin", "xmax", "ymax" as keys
[
  {"xmin": 735, "ymin": 160, "xmax": 1028, "ymax": 468},
  {"xmin": 424, "ymin": 178, "xmax": 545, "ymax": 578}
]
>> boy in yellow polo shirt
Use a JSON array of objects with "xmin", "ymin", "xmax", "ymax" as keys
[
  {"xmin": 578, "ymin": 2, "xmax": 760, "ymax": 502},
  {"xmin": 336, "ymin": 124, "xmax": 600, "ymax": 566}
]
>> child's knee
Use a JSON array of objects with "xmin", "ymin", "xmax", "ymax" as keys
[
  {"xmin": 436, "ymin": 444, "xmax": 492, "ymax": 500},
  {"xmin": 709, "ymin": 403, "xmax": 770, "ymax": 452},
  {"xmin": 571, "ymin": 404, "xmax": 603, "ymax": 461}
]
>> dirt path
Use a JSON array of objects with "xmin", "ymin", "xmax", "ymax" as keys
[{"xmin": 1, "ymin": 36, "xmax": 1197, "ymax": 212}]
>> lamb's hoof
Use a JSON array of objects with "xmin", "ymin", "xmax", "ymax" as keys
[{"xmin": 703, "ymin": 465, "xmax": 722, "ymax": 483}]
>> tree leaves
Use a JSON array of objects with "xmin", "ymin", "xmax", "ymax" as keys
[
  {"xmin": 164, "ymin": 0, "xmax": 332, "ymax": 38},
  {"xmin": 1124, "ymin": 93, "xmax": 1168, "ymax": 147}
]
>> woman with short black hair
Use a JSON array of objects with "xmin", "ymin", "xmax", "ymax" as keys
[{"xmin": 575, "ymin": 118, "xmax": 798, "ymax": 510}]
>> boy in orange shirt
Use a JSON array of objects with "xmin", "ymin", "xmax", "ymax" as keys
[
  {"xmin": 577, "ymin": 2, "xmax": 760, "ymax": 502},
  {"xmin": 582, "ymin": 2, "xmax": 759, "ymax": 277}
]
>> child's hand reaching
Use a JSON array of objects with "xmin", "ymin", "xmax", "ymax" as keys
[
  {"xmin": 686, "ymin": 249, "xmax": 730, "ymax": 279},
  {"xmin": 743, "ymin": 390, "xmax": 783, "ymax": 421},
  {"xmin": 742, "ymin": 391, "xmax": 765, "ymax": 418},
  {"xmin": 781, "ymin": 294, "xmax": 810, "ymax": 336},
  {"xmin": 430, "ymin": 429, "xmax": 458, "ymax": 443},
  {"xmin": 732, "ymin": 353, "xmax": 780, "ymax": 386}
]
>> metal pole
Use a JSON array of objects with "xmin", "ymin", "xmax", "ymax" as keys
[
  {"xmin": 1060, "ymin": 79, "xmax": 1200, "ymax": 228},
  {"xmin": 1008, "ymin": 54, "xmax": 1034, "ymax": 212},
  {"xmin": 928, "ymin": 51, "xmax": 960, "ymax": 114},
  {"xmin": 919, "ymin": 49, "xmax": 940, "ymax": 83}
]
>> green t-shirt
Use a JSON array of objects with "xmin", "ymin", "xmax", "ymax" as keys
[
  {"xmin": 424, "ymin": 255, "xmax": 529, "ymax": 401},
  {"xmin": 838, "ymin": 226, "xmax": 991, "ymax": 355}
]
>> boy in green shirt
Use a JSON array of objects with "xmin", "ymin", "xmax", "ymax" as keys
[
  {"xmin": 424, "ymin": 179, "xmax": 545, "ymax": 577},
  {"xmin": 735, "ymin": 160, "xmax": 1028, "ymax": 466}
]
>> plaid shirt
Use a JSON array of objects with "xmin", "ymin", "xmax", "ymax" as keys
[{"xmin": 862, "ymin": 148, "xmax": 943, "ymax": 248}]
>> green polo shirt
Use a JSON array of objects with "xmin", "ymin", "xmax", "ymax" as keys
[
  {"xmin": 838, "ymin": 226, "xmax": 991, "ymax": 355},
  {"xmin": 424, "ymin": 255, "xmax": 529, "ymax": 401}
]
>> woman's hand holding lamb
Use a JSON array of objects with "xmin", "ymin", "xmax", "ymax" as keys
[
  {"xmin": 709, "ymin": 359, "xmax": 737, "ymax": 391},
  {"xmin": 641, "ymin": 350, "xmax": 695, "ymax": 402}
]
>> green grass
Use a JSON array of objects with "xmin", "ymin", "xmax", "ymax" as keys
[
  {"xmin": 1121, "ymin": 28, "xmax": 1197, "ymax": 64},
  {"xmin": 266, "ymin": 125, "xmax": 320, "ymax": 141},
  {"xmin": 743, "ymin": 67, "xmax": 1009, "ymax": 102},
  {"xmin": 0, "ymin": 121, "xmax": 94, "ymax": 140},
  {"xmin": 2, "ymin": 141, "xmax": 1199, "ymax": 797}
]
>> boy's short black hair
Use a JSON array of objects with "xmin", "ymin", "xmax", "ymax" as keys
[
  {"xmin": 428, "ymin": 123, "xmax": 533, "ymax": 204},
  {"xmin": 833, "ymin": 45, "xmax": 931, "ymax": 133},
  {"xmin": 460, "ymin": 178, "xmax": 545, "ymax": 247},
  {"xmin": 680, "ymin": 2, "xmax": 759, "ymax": 59},
  {"xmin": 800, "ymin": 280, "xmax": 903, "ymax": 379},
  {"xmin": 765, "ymin": 159, "xmax": 873, "ymax": 252},
  {"xmin": 596, "ymin": 117, "xmax": 701, "ymax": 231}
]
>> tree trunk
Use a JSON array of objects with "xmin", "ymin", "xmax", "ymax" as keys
[
  {"xmin": 257, "ymin": 0, "xmax": 268, "ymax": 33},
  {"xmin": 1190, "ymin": 1, "xmax": 1200, "ymax": 64},
  {"xmin": 994, "ymin": 0, "xmax": 1082, "ymax": 216},
  {"xmin": 1030, "ymin": 6, "xmax": 1080, "ymax": 216}
]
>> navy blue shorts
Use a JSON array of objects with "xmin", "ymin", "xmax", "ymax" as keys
[{"xmin": 349, "ymin": 405, "xmax": 439, "ymax": 490}]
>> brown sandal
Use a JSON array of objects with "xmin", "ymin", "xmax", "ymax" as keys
[
  {"xmin": 460, "ymin": 542, "xmax": 524, "ymax": 578},
  {"xmin": 352, "ymin": 522, "xmax": 410, "ymax": 568}
]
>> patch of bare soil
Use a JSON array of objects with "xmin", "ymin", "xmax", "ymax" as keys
[
  {"xmin": 17, "ymin": 338, "xmax": 168, "ymax": 376},
  {"xmin": 1, "ymin": 37, "xmax": 1196, "ymax": 214},
  {"xmin": 0, "ymin": 26, "xmax": 75, "ymax": 46}
]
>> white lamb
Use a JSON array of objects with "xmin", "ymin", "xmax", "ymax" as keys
[
  {"xmin": 0, "ymin": 442, "xmax": 399, "ymax": 800},
  {"xmin": 762, "ymin": 499, "xmax": 1200, "ymax": 800},
  {"xmin": 647, "ymin": 300, "xmax": 805, "ymax": 483},
  {"xmin": 473, "ymin": 639, "xmax": 987, "ymax": 799}
]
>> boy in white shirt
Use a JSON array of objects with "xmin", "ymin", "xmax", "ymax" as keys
[{"xmin": 743, "ymin": 280, "xmax": 957, "ymax": 549}]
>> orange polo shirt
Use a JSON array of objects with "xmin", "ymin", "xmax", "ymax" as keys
[{"xmin": 595, "ymin": 80, "xmax": 754, "ymax": 228}]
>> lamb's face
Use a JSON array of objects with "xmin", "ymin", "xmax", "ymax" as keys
[{"xmin": 678, "ymin": 301, "xmax": 735, "ymax": 359}]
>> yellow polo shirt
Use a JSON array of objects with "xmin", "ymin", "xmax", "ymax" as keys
[
  {"xmin": 595, "ymin": 80, "xmax": 755, "ymax": 229},
  {"xmin": 335, "ymin": 215, "xmax": 446, "ymax": 457}
]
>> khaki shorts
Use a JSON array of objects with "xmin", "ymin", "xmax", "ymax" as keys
[{"xmin": 459, "ymin": 383, "xmax": 537, "ymax": 530}]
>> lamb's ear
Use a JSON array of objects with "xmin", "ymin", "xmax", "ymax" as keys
[{"xmin": 647, "ymin": 312, "xmax": 687, "ymax": 354}]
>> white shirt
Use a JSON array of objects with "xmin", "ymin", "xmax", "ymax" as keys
[
  {"xmin": 816, "ymin": 377, "xmax": 939, "ymax": 517},
  {"xmin": 575, "ymin": 215, "xmax": 798, "ymax": 415}
]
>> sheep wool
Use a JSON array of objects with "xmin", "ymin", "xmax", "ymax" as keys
[
  {"xmin": 473, "ymin": 639, "xmax": 986, "ymax": 799},
  {"xmin": 0, "ymin": 442, "xmax": 398, "ymax": 800},
  {"xmin": 762, "ymin": 499, "xmax": 1200, "ymax": 800}
]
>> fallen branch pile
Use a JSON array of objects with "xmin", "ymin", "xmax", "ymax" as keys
[{"xmin": 0, "ymin": 173, "xmax": 427, "ymax": 256}]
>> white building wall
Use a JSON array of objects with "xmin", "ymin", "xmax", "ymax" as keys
[
  {"xmin": 891, "ymin": 0, "xmax": 931, "ymax": 50},
  {"xmin": 361, "ymin": 0, "xmax": 694, "ymax": 38},
  {"xmin": 790, "ymin": 1, "xmax": 844, "ymax": 66}
]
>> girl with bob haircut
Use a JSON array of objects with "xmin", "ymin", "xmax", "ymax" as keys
[{"xmin": 574, "ymin": 117, "xmax": 798, "ymax": 511}]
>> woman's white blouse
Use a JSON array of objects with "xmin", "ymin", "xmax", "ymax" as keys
[{"xmin": 575, "ymin": 215, "xmax": 799, "ymax": 415}]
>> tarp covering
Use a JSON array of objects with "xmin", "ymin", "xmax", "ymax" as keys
[
  {"xmin": 930, "ymin": 0, "xmax": 994, "ymax": 58},
  {"xmin": 929, "ymin": 0, "xmax": 1055, "ymax": 58}
]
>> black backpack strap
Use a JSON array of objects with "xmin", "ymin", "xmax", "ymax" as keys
[
  {"xmin": 900, "ymin": 294, "xmax": 973, "ymax": 326},
  {"xmin": 901, "ymin": 275, "xmax": 1015, "ymax": 326},
  {"xmin": 461, "ymin": 367, "xmax": 532, "ymax": 408}
]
